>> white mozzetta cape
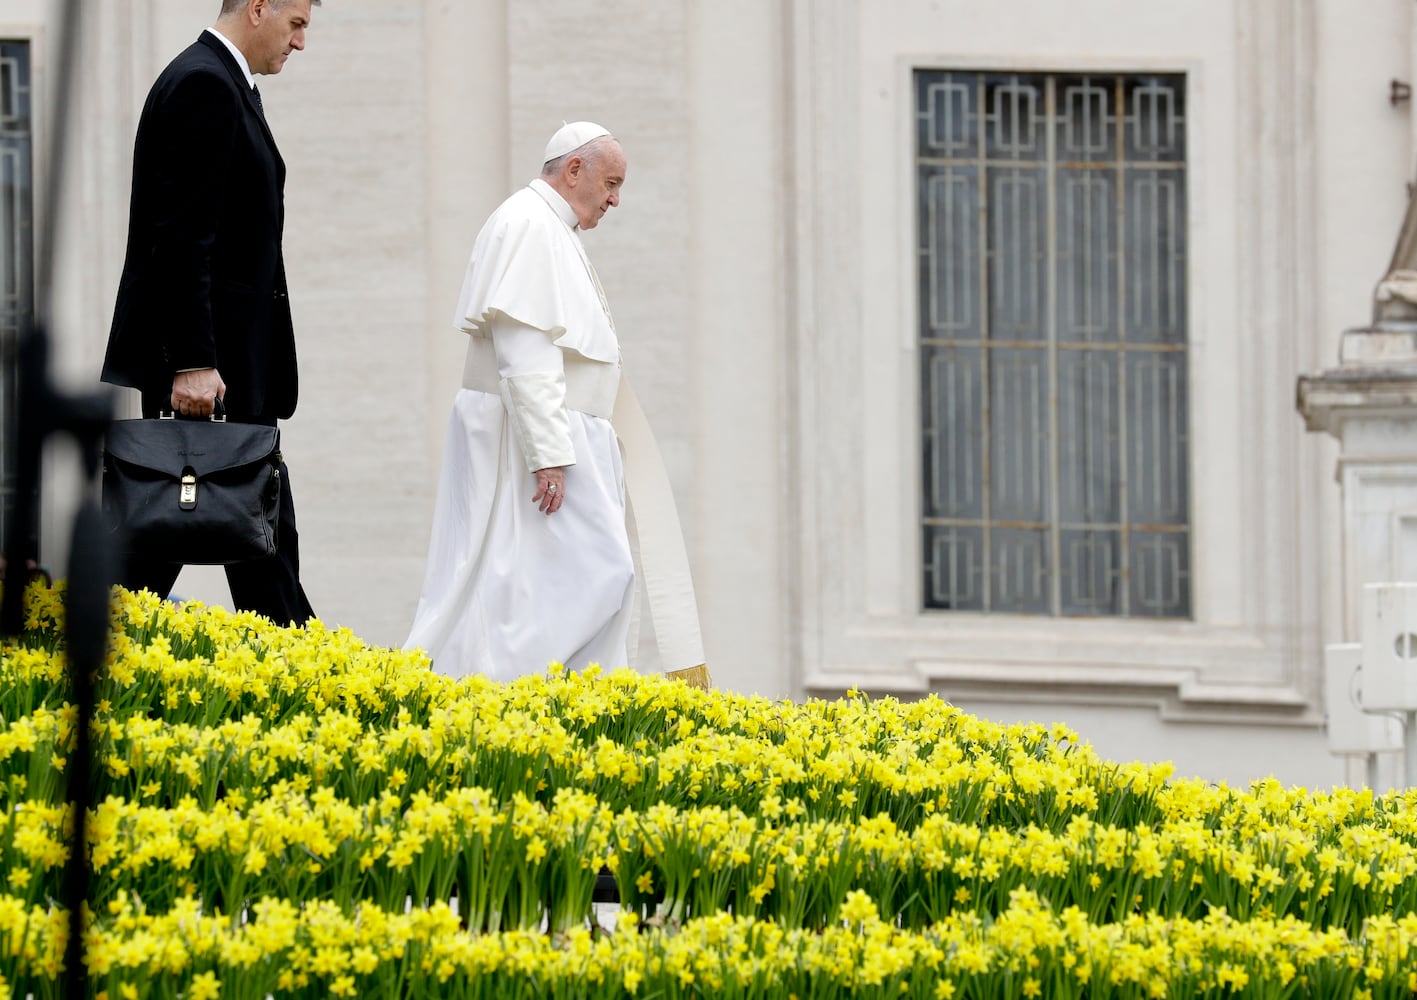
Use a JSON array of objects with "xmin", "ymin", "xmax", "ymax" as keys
[{"xmin": 453, "ymin": 179, "xmax": 619, "ymax": 364}]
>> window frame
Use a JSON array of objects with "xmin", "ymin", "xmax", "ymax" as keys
[
  {"xmin": 0, "ymin": 23, "xmax": 44, "ymax": 563},
  {"xmin": 782, "ymin": 23, "xmax": 1324, "ymax": 721},
  {"xmin": 913, "ymin": 69, "xmax": 1194, "ymax": 620}
]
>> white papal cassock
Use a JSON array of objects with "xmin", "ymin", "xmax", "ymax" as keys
[{"xmin": 404, "ymin": 178, "xmax": 635, "ymax": 680}]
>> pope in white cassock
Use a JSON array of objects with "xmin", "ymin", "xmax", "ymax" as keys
[{"xmin": 405, "ymin": 122, "xmax": 650, "ymax": 681}]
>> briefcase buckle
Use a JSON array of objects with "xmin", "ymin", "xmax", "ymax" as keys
[{"xmin": 180, "ymin": 473, "xmax": 198, "ymax": 510}]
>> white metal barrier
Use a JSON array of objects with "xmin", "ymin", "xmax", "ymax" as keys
[{"xmin": 1324, "ymin": 582, "xmax": 1417, "ymax": 788}]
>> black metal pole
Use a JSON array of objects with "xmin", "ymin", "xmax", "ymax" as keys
[
  {"xmin": 0, "ymin": 2, "xmax": 106, "ymax": 997},
  {"xmin": 0, "ymin": 0, "xmax": 84, "ymax": 634},
  {"xmin": 1, "ymin": 348, "xmax": 113, "ymax": 1000}
]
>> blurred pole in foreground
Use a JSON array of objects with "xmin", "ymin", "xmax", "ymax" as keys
[{"xmin": 0, "ymin": 1, "xmax": 112, "ymax": 996}]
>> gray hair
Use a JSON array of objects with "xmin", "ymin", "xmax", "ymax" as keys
[
  {"xmin": 541, "ymin": 135, "xmax": 616, "ymax": 178},
  {"xmin": 220, "ymin": 0, "xmax": 320, "ymax": 13}
]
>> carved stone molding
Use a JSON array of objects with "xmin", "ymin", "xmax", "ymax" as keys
[{"xmin": 786, "ymin": 0, "xmax": 1327, "ymax": 723}]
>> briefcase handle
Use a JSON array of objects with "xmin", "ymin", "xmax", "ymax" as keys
[{"xmin": 159, "ymin": 397, "xmax": 227, "ymax": 423}]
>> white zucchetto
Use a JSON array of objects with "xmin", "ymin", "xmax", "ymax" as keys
[{"xmin": 543, "ymin": 121, "xmax": 612, "ymax": 163}]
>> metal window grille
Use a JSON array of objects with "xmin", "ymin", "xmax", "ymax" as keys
[
  {"xmin": 917, "ymin": 71, "xmax": 1191, "ymax": 618},
  {"xmin": 0, "ymin": 40, "xmax": 33, "ymax": 558}
]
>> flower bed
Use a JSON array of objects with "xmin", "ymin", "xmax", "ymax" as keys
[{"xmin": 1, "ymin": 582, "xmax": 1415, "ymax": 998}]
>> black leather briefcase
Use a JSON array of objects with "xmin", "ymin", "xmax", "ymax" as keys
[{"xmin": 101, "ymin": 404, "xmax": 282, "ymax": 565}]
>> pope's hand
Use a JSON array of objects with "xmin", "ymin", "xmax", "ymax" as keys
[
  {"xmin": 533, "ymin": 467, "xmax": 566, "ymax": 515},
  {"xmin": 171, "ymin": 368, "xmax": 226, "ymax": 417}
]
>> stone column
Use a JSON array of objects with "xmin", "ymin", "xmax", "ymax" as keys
[
  {"xmin": 1298, "ymin": 324, "xmax": 1417, "ymax": 786},
  {"xmin": 1300, "ymin": 332, "xmax": 1417, "ymax": 631}
]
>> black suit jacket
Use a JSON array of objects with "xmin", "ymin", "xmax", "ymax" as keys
[{"xmin": 103, "ymin": 31, "xmax": 297, "ymax": 421}]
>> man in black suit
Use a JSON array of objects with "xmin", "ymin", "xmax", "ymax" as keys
[{"xmin": 102, "ymin": 0, "xmax": 319, "ymax": 625}]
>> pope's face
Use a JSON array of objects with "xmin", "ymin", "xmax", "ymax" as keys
[
  {"xmin": 251, "ymin": 0, "xmax": 312, "ymax": 75},
  {"xmin": 569, "ymin": 142, "xmax": 626, "ymax": 230}
]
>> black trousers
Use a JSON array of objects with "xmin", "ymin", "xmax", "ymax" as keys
[{"xmin": 122, "ymin": 398, "xmax": 315, "ymax": 626}]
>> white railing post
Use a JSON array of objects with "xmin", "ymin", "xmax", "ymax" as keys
[
  {"xmin": 1323, "ymin": 641, "xmax": 1404, "ymax": 789},
  {"xmin": 1357, "ymin": 582, "xmax": 1417, "ymax": 788}
]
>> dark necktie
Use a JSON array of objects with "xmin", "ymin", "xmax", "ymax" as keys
[{"xmin": 251, "ymin": 85, "xmax": 265, "ymax": 117}]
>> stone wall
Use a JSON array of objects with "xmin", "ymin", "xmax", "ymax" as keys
[{"xmin": 7, "ymin": 0, "xmax": 1414, "ymax": 786}]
